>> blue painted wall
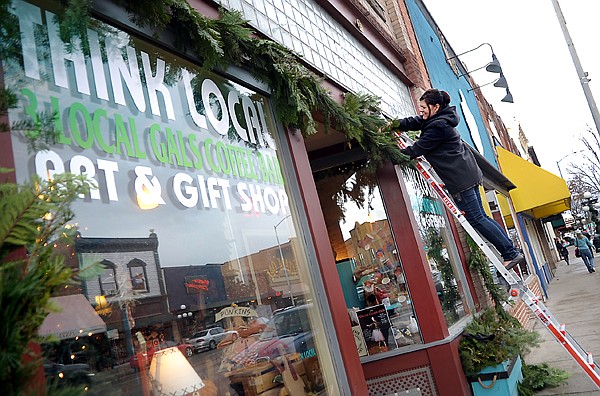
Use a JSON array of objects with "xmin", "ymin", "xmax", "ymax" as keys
[{"xmin": 406, "ymin": 0, "xmax": 499, "ymax": 167}]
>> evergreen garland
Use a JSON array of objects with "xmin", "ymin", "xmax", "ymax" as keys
[
  {"xmin": 458, "ymin": 308, "xmax": 539, "ymax": 377},
  {"xmin": 466, "ymin": 234, "xmax": 510, "ymax": 320},
  {"xmin": 461, "ymin": 235, "xmax": 547, "ymax": 380},
  {"xmin": 426, "ymin": 227, "xmax": 460, "ymax": 324},
  {"xmin": 518, "ymin": 362, "xmax": 569, "ymax": 395},
  {"xmin": 52, "ymin": 0, "xmax": 411, "ymax": 172}
]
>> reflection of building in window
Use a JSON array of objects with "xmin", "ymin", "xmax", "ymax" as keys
[
  {"xmin": 99, "ymin": 260, "xmax": 118, "ymax": 296},
  {"xmin": 128, "ymin": 258, "xmax": 149, "ymax": 293},
  {"xmin": 76, "ymin": 232, "xmax": 169, "ymax": 348}
]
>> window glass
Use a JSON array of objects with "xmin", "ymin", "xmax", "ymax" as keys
[
  {"xmin": 7, "ymin": 1, "xmax": 339, "ymax": 394},
  {"xmin": 402, "ymin": 168, "xmax": 474, "ymax": 327},
  {"xmin": 99, "ymin": 262, "xmax": 118, "ymax": 296},
  {"xmin": 128, "ymin": 261, "xmax": 149, "ymax": 293},
  {"xmin": 315, "ymin": 164, "xmax": 423, "ymax": 356}
]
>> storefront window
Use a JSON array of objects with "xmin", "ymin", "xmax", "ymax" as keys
[
  {"xmin": 7, "ymin": 1, "xmax": 339, "ymax": 394},
  {"xmin": 403, "ymin": 168, "xmax": 474, "ymax": 327},
  {"xmin": 315, "ymin": 164, "xmax": 423, "ymax": 357}
]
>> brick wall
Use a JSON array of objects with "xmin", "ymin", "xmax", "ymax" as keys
[{"xmin": 386, "ymin": 0, "xmax": 430, "ymax": 99}]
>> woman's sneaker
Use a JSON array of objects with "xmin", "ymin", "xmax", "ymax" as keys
[{"xmin": 504, "ymin": 254, "xmax": 525, "ymax": 270}]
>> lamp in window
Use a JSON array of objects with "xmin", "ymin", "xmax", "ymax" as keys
[
  {"xmin": 135, "ymin": 179, "xmax": 165, "ymax": 210},
  {"xmin": 149, "ymin": 347, "xmax": 205, "ymax": 395}
]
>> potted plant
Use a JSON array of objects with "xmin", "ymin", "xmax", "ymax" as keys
[
  {"xmin": 461, "ymin": 237, "xmax": 541, "ymax": 395},
  {"xmin": 462, "ymin": 237, "xmax": 568, "ymax": 395},
  {"xmin": 459, "ymin": 308, "xmax": 539, "ymax": 395}
]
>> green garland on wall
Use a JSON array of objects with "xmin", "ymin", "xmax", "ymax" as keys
[
  {"xmin": 465, "ymin": 235, "xmax": 511, "ymax": 320},
  {"xmin": 50, "ymin": 0, "xmax": 411, "ymax": 172},
  {"xmin": 426, "ymin": 227, "xmax": 461, "ymax": 324}
]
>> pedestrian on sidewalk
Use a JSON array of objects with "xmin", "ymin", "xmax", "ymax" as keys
[
  {"xmin": 560, "ymin": 239, "xmax": 570, "ymax": 265},
  {"xmin": 393, "ymin": 89, "xmax": 524, "ymax": 270},
  {"xmin": 555, "ymin": 237, "xmax": 570, "ymax": 265},
  {"xmin": 574, "ymin": 231, "xmax": 595, "ymax": 273}
]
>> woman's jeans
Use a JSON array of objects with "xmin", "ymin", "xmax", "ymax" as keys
[
  {"xmin": 580, "ymin": 249, "xmax": 595, "ymax": 272},
  {"xmin": 453, "ymin": 186, "xmax": 519, "ymax": 261}
]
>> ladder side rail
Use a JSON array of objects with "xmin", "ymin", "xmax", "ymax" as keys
[
  {"xmin": 394, "ymin": 132, "xmax": 600, "ymax": 387},
  {"xmin": 520, "ymin": 291, "xmax": 600, "ymax": 386},
  {"xmin": 526, "ymin": 290, "xmax": 598, "ymax": 361}
]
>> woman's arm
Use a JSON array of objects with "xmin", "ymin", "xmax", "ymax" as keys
[
  {"xmin": 396, "ymin": 116, "xmax": 424, "ymax": 132},
  {"xmin": 401, "ymin": 120, "xmax": 448, "ymax": 158}
]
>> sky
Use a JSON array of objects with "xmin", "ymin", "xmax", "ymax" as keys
[{"xmin": 422, "ymin": 0, "xmax": 600, "ymax": 178}]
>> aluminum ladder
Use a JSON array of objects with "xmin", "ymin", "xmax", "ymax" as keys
[{"xmin": 395, "ymin": 132, "xmax": 600, "ymax": 388}]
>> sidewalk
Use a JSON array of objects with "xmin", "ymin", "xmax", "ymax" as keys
[{"xmin": 524, "ymin": 250, "xmax": 600, "ymax": 395}]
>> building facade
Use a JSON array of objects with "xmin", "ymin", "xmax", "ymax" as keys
[{"xmin": 2, "ymin": 0, "xmax": 570, "ymax": 395}]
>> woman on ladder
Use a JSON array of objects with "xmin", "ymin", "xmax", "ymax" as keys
[{"xmin": 393, "ymin": 89, "xmax": 524, "ymax": 270}]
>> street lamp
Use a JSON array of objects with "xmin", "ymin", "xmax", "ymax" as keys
[
  {"xmin": 581, "ymin": 191, "xmax": 599, "ymax": 234},
  {"xmin": 274, "ymin": 215, "xmax": 294, "ymax": 306},
  {"xmin": 447, "ymin": 42, "xmax": 514, "ymax": 103},
  {"xmin": 552, "ymin": 0, "xmax": 600, "ymax": 140},
  {"xmin": 176, "ymin": 305, "xmax": 190, "ymax": 338},
  {"xmin": 556, "ymin": 150, "xmax": 585, "ymax": 178}
]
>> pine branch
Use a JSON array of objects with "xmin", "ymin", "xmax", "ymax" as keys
[{"xmin": 0, "ymin": 174, "xmax": 91, "ymax": 259}]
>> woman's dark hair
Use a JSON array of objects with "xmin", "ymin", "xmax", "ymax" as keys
[{"xmin": 420, "ymin": 89, "xmax": 451, "ymax": 109}]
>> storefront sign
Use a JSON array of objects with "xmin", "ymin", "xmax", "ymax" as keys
[
  {"xmin": 215, "ymin": 306, "xmax": 257, "ymax": 321},
  {"xmin": 8, "ymin": 0, "xmax": 289, "ymax": 216},
  {"xmin": 185, "ymin": 277, "xmax": 210, "ymax": 293}
]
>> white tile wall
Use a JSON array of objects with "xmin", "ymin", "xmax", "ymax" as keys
[{"xmin": 217, "ymin": 0, "xmax": 414, "ymax": 117}]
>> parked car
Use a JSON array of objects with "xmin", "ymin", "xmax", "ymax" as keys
[
  {"xmin": 44, "ymin": 359, "xmax": 95, "ymax": 390},
  {"xmin": 130, "ymin": 340, "xmax": 193, "ymax": 371},
  {"xmin": 226, "ymin": 304, "xmax": 323, "ymax": 394},
  {"xmin": 227, "ymin": 304, "xmax": 315, "ymax": 368},
  {"xmin": 187, "ymin": 327, "xmax": 238, "ymax": 352}
]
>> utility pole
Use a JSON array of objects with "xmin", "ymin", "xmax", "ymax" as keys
[{"xmin": 551, "ymin": 0, "xmax": 600, "ymax": 138}]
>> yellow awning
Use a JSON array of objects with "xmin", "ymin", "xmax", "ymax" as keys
[
  {"xmin": 497, "ymin": 193, "xmax": 515, "ymax": 228},
  {"xmin": 479, "ymin": 185, "xmax": 493, "ymax": 218},
  {"xmin": 496, "ymin": 147, "xmax": 571, "ymax": 219}
]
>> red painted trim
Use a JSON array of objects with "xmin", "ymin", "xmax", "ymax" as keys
[
  {"xmin": 377, "ymin": 163, "xmax": 448, "ymax": 342},
  {"xmin": 0, "ymin": 64, "xmax": 16, "ymax": 183},
  {"xmin": 362, "ymin": 349, "xmax": 430, "ymax": 378},
  {"xmin": 24, "ymin": 342, "xmax": 46, "ymax": 396},
  {"xmin": 363, "ymin": 338, "xmax": 471, "ymax": 396},
  {"xmin": 447, "ymin": 210, "xmax": 481, "ymax": 310},
  {"xmin": 285, "ymin": 130, "xmax": 369, "ymax": 395},
  {"xmin": 187, "ymin": 0, "xmax": 220, "ymax": 19},
  {"xmin": 427, "ymin": 337, "xmax": 471, "ymax": 395}
]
